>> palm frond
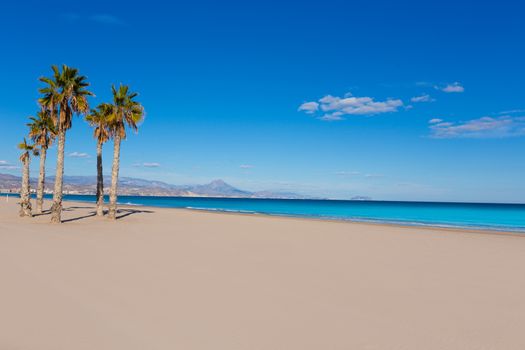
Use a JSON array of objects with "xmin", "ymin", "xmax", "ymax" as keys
[
  {"xmin": 105, "ymin": 84, "xmax": 145, "ymax": 140},
  {"xmin": 39, "ymin": 64, "xmax": 94, "ymax": 132}
]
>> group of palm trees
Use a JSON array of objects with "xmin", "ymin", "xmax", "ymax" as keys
[{"xmin": 18, "ymin": 64, "xmax": 144, "ymax": 223}]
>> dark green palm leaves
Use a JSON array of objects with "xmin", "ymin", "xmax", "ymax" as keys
[
  {"xmin": 39, "ymin": 64, "xmax": 93, "ymax": 131},
  {"xmin": 86, "ymin": 103, "xmax": 112, "ymax": 144},
  {"xmin": 27, "ymin": 110, "xmax": 56, "ymax": 149},
  {"xmin": 18, "ymin": 138, "xmax": 39, "ymax": 162},
  {"xmin": 107, "ymin": 84, "xmax": 145, "ymax": 139}
]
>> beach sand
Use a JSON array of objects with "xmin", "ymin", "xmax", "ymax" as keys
[{"xmin": 1, "ymin": 198, "xmax": 525, "ymax": 350}]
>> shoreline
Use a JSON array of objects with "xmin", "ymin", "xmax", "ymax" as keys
[
  {"xmin": 2, "ymin": 195, "xmax": 523, "ymax": 237},
  {"xmin": 179, "ymin": 206, "xmax": 525, "ymax": 238},
  {"xmin": 2, "ymin": 191, "xmax": 525, "ymax": 206}
]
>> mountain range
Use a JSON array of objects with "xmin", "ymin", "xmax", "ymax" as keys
[{"xmin": 0, "ymin": 173, "xmax": 314, "ymax": 199}]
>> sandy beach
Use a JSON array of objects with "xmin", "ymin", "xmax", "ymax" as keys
[{"xmin": 1, "ymin": 198, "xmax": 525, "ymax": 350}]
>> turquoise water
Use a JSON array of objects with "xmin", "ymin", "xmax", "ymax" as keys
[{"xmin": 3, "ymin": 193, "xmax": 525, "ymax": 232}]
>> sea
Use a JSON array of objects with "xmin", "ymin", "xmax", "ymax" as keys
[{"xmin": 2, "ymin": 193, "xmax": 525, "ymax": 233}]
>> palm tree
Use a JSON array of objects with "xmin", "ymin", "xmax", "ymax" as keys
[
  {"xmin": 85, "ymin": 104, "xmax": 111, "ymax": 216},
  {"xmin": 40, "ymin": 65, "xmax": 93, "ymax": 223},
  {"xmin": 18, "ymin": 138, "xmax": 38, "ymax": 217},
  {"xmin": 106, "ymin": 84, "xmax": 145, "ymax": 219},
  {"xmin": 27, "ymin": 109, "xmax": 56, "ymax": 214}
]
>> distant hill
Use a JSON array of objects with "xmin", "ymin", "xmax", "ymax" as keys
[
  {"xmin": 186, "ymin": 179, "xmax": 251, "ymax": 197},
  {"xmin": 0, "ymin": 173, "xmax": 316, "ymax": 199},
  {"xmin": 0, "ymin": 174, "xmax": 20, "ymax": 189}
]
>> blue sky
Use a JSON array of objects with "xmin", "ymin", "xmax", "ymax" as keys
[{"xmin": 1, "ymin": 0, "xmax": 524, "ymax": 202}]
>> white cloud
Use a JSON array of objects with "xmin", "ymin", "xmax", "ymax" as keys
[
  {"xmin": 440, "ymin": 82, "xmax": 464, "ymax": 93},
  {"xmin": 68, "ymin": 152, "xmax": 90, "ymax": 158},
  {"xmin": 429, "ymin": 118, "xmax": 443, "ymax": 124},
  {"xmin": 335, "ymin": 171, "xmax": 384, "ymax": 179},
  {"xmin": 429, "ymin": 116, "xmax": 525, "ymax": 138},
  {"xmin": 298, "ymin": 101, "xmax": 319, "ymax": 114},
  {"xmin": 142, "ymin": 162, "xmax": 161, "ymax": 168},
  {"xmin": 0, "ymin": 160, "xmax": 18, "ymax": 170},
  {"xmin": 499, "ymin": 109, "xmax": 525, "ymax": 115},
  {"xmin": 240, "ymin": 164, "xmax": 254, "ymax": 169},
  {"xmin": 335, "ymin": 171, "xmax": 361, "ymax": 176},
  {"xmin": 320, "ymin": 112, "xmax": 344, "ymax": 121},
  {"xmin": 319, "ymin": 94, "xmax": 403, "ymax": 115},
  {"xmin": 411, "ymin": 94, "xmax": 434, "ymax": 103},
  {"xmin": 133, "ymin": 162, "xmax": 161, "ymax": 168},
  {"xmin": 299, "ymin": 93, "xmax": 403, "ymax": 121},
  {"xmin": 365, "ymin": 174, "xmax": 384, "ymax": 178}
]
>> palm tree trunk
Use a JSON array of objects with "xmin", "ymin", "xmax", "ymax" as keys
[
  {"xmin": 19, "ymin": 157, "xmax": 32, "ymax": 217},
  {"xmin": 36, "ymin": 147, "xmax": 47, "ymax": 214},
  {"xmin": 108, "ymin": 135, "xmax": 121, "ymax": 220},
  {"xmin": 96, "ymin": 141, "xmax": 104, "ymax": 216},
  {"xmin": 51, "ymin": 130, "xmax": 65, "ymax": 223}
]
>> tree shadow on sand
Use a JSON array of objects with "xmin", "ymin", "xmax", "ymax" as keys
[
  {"xmin": 61, "ymin": 211, "xmax": 97, "ymax": 223},
  {"xmin": 63, "ymin": 206, "xmax": 97, "ymax": 210},
  {"xmin": 33, "ymin": 206, "xmax": 94, "ymax": 218},
  {"xmin": 58, "ymin": 206, "xmax": 154, "ymax": 223},
  {"xmin": 33, "ymin": 209, "xmax": 51, "ymax": 217},
  {"xmin": 116, "ymin": 208, "xmax": 154, "ymax": 220},
  {"xmin": 57, "ymin": 206, "xmax": 98, "ymax": 223}
]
